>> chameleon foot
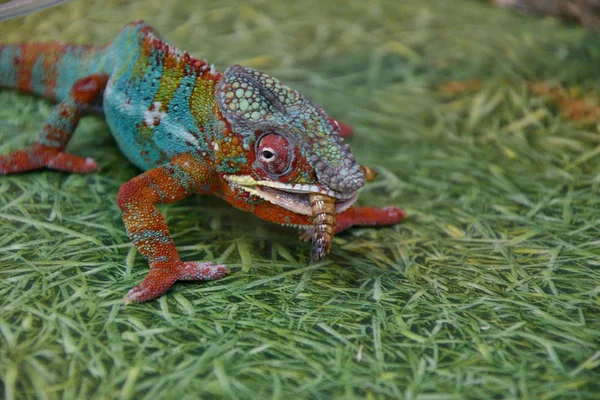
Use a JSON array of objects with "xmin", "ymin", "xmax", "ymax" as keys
[
  {"xmin": 0, "ymin": 143, "xmax": 98, "ymax": 174},
  {"xmin": 123, "ymin": 261, "xmax": 230, "ymax": 304},
  {"xmin": 177, "ymin": 261, "xmax": 231, "ymax": 281}
]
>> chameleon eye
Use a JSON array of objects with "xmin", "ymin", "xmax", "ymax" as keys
[
  {"xmin": 256, "ymin": 133, "xmax": 291, "ymax": 176},
  {"xmin": 261, "ymin": 149, "xmax": 275, "ymax": 160}
]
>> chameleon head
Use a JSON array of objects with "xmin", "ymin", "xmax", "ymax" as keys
[{"xmin": 216, "ymin": 65, "xmax": 366, "ymax": 260}]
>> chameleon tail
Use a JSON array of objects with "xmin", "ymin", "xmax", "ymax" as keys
[{"xmin": 0, "ymin": 42, "xmax": 105, "ymax": 102}]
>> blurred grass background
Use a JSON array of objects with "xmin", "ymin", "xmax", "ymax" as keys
[{"xmin": 1, "ymin": 0, "xmax": 599, "ymax": 398}]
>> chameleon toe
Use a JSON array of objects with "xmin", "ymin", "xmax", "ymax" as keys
[
  {"xmin": 177, "ymin": 261, "xmax": 231, "ymax": 281},
  {"xmin": 123, "ymin": 266, "xmax": 181, "ymax": 304}
]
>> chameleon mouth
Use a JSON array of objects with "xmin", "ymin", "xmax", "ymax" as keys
[{"xmin": 224, "ymin": 175, "xmax": 358, "ymax": 216}]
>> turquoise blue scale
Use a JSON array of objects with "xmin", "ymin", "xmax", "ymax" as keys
[
  {"xmin": 132, "ymin": 229, "xmax": 172, "ymax": 245},
  {"xmin": 169, "ymin": 164, "xmax": 197, "ymax": 193},
  {"xmin": 104, "ymin": 36, "xmax": 165, "ymax": 168},
  {"xmin": 0, "ymin": 45, "xmax": 20, "ymax": 87},
  {"xmin": 106, "ymin": 62, "xmax": 166, "ymax": 169},
  {"xmin": 148, "ymin": 75, "xmax": 210, "ymax": 159},
  {"xmin": 165, "ymin": 74, "xmax": 207, "ymax": 148},
  {"xmin": 29, "ymin": 55, "xmax": 46, "ymax": 95},
  {"xmin": 102, "ymin": 23, "xmax": 213, "ymax": 172},
  {"xmin": 38, "ymin": 100, "xmax": 78, "ymax": 147},
  {"xmin": 53, "ymin": 47, "xmax": 107, "ymax": 100}
]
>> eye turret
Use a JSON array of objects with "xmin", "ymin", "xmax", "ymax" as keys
[{"xmin": 256, "ymin": 133, "xmax": 291, "ymax": 176}]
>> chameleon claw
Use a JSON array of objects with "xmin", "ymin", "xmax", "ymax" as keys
[
  {"xmin": 123, "ymin": 270, "xmax": 180, "ymax": 304},
  {"xmin": 47, "ymin": 154, "xmax": 98, "ymax": 173},
  {"xmin": 123, "ymin": 291, "xmax": 140, "ymax": 305}
]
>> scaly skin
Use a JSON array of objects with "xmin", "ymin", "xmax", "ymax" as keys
[{"xmin": 0, "ymin": 21, "xmax": 405, "ymax": 303}]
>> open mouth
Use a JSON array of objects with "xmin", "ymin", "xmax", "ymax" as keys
[{"xmin": 225, "ymin": 175, "xmax": 358, "ymax": 216}]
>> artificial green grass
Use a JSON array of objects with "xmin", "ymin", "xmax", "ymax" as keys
[{"xmin": 1, "ymin": 0, "xmax": 599, "ymax": 398}]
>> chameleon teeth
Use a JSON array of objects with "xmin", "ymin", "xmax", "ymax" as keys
[
  {"xmin": 280, "ymin": 222, "xmax": 310, "ymax": 228},
  {"xmin": 224, "ymin": 175, "xmax": 357, "ymax": 200},
  {"xmin": 224, "ymin": 175, "xmax": 358, "ymax": 216}
]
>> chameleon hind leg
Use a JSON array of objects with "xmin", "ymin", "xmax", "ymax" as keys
[
  {"xmin": 118, "ymin": 153, "xmax": 229, "ymax": 304},
  {"xmin": 0, "ymin": 74, "xmax": 108, "ymax": 174}
]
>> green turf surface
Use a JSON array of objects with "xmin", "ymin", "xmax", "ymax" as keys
[{"xmin": 1, "ymin": 0, "xmax": 599, "ymax": 398}]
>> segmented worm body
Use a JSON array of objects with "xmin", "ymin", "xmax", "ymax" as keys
[{"xmin": 309, "ymin": 193, "xmax": 336, "ymax": 263}]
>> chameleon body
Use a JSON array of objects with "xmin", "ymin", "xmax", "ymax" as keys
[{"xmin": 0, "ymin": 21, "xmax": 405, "ymax": 303}]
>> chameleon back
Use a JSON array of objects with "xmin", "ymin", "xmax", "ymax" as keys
[{"xmin": 102, "ymin": 22, "xmax": 224, "ymax": 171}]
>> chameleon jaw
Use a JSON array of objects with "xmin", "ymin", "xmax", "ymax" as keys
[{"xmin": 224, "ymin": 175, "xmax": 358, "ymax": 216}]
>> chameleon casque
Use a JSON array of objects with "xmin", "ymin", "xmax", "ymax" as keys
[{"xmin": 0, "ymin": 21, "xmax": 404, "ymax": 303}]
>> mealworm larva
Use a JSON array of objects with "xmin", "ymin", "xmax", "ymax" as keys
[{"xmin": 309, "ymin": 192, "xmax": 336, "ymax": 263}]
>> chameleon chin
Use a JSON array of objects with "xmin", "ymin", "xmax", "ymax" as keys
[{"xmin": 0, "ymin": 21, "xmax": 405, "ymax": 303}]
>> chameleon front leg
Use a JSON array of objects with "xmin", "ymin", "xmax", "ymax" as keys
[
  {"xmin": 0, "ymin": 74, "xmax": 108, "ymax": 174},
  {"xmin": 118, "ymin": 153, "xmax": 229, "ymax": 304},
  {"xmin": 335, "ymin": 206, "xmax": 405, "ymax": 232},
  {"xmin": 299, "ymin": 205, "xmax": 405, "ymax": 242}
]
